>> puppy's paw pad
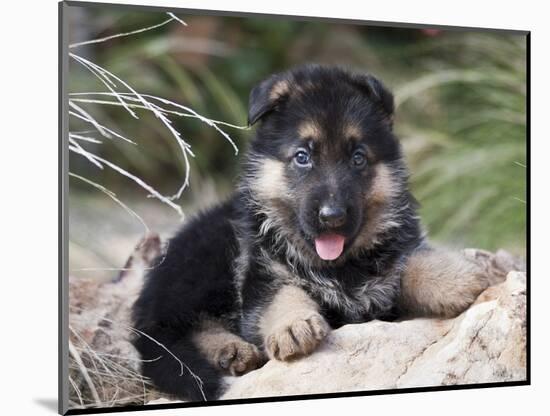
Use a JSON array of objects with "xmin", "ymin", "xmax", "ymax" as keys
[
  {"xmin": 216, "ymin": 340, "xmax": 263, "ymax": 376},
  {"xmin": 266, "ymin": 313, "xmax": 330, "ymax": 361}
]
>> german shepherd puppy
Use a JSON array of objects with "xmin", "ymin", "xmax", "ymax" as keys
[{"xmin": 132, "ymin": 64, "xmax": 489, "ymax": 401}]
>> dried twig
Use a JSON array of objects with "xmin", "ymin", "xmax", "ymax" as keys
[
  {"xmin": 70, "ymin": 53, "xmax": 138, "ymax": 118},
  {"xmin": 69, "ymin": 13, "xmax": 186, "ymax": 49},
  {"xmin": 70, "ymin": 238, "xmax": 169, "ymax": 273},
  {"xmin": 124, "ymin": 324, "xmax": 207, "ymax": 401},
  {"xmin": 69, "ymin": 305, "xmax": 207, "ymax": 403},
  {"xmin": 69, "ymin": 172, "xmax": 150, "ymax": 233},
  {"xmin": 70, "ymin": 144, "xmax": 184, "ymax": 217},
  {"xmin": 69, "ymin": 339, "xmax": 102, "ymax": 406},
  {"xmin": 70, "ymin": 97, "xmax": 249, "ymax": 130},
  {"xmin": 166, "ymin": 12, "xmax": 187, "ymax": 27},
  {"xmin": 69, "ymin": 138, "xmax": 103, "ymax": 169},
  {"xmin": 70, "ymin": 101, "xmax": 136, "ymax": 144},
  {"xmin": 70, "ymin": 53, "xmax": 195, "ymax": 198},
  {"xmin": 68, "ymin": 375, "xmax": 85, "ymax": 408},
  {"xmin": 69, "ymin": 133, "xmax": 103, "ymax": 144},
  {"xmin": 68, "ymin": 10, "xmax": 242, "ymax": 220}
]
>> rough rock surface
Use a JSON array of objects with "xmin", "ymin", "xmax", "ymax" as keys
[
  {"xmin": 68, "ymin": 234, "xmax": 163, "ymax": 408},
  {"xmin": 223, "ymin": 271, "xmax": 526, "ymax": 399},
  {"xmin": 67, "ymin": 235, "xmax": 526, "ymax": 409}
]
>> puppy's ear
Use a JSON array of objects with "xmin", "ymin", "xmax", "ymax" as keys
[
  {"xmin": 351, "ymin": 73, "xmax": 395, "ymax": 126},
  {"xmin": 248, "ymin": 74, "xmax": 291, "ymax": 126}
]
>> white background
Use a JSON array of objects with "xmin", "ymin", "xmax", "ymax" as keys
[{"xmin": 1, "ymin": 0, "xmax": 547, "ymax": 414}]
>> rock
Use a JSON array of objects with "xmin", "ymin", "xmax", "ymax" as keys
[
  {"xmin": 68, "ymin": 233, "xmax": 164, "ymax": 408},
  {"xmin": 68, "ymin": 241, "xmax": 526, "ymax": 408},
  {"xmin": 222, "ymin": 271, "xmax": 527, "ymax": 399},
  {"xmin": 463, "ymin": 248, "xmax": 526, "ymax": 284}
]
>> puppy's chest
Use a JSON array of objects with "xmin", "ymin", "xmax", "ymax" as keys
[{"xmin": 296, "ymin": 267, "xmax": 400, "ymax": 323}]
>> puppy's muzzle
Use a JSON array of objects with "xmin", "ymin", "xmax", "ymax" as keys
[{"xmin": 318, "ymin": 205, "xmax": 347, "ymax": 228}]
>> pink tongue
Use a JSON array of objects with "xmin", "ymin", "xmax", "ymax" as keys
[{"xmin": 314, "ymin": 234, "xmax": 346, "ymax": 260}]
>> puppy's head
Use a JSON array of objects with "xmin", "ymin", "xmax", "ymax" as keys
[{"xmin": 244, "ymin": 64, "xmax": 406, "ymax": 264}]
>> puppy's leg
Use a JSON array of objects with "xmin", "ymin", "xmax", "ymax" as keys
[
  {"xmin": 192, "ymin": 319, "xmax": 264, "ymax": 376},
  {"xmin": 400, "ymin": 247, "xmax": 489, "ymax": 318},
  {"xmin": 259, "ymin": 285, "xmax": 330, "ymax": 361}
]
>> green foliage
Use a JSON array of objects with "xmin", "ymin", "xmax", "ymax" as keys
[
  {"xmin": 68, "ymin": 10, "xmax": 526, "ymax": 253},
  {"xmin": 393, "ymin": 33, "xmax": 526, "ymax": 253}
]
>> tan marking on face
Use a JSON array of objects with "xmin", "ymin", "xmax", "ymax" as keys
[
  {"xmin": 269, "ymin": 79, "xmax": 290, "ymax": 101},
  {"xmin": 369, "ymin": 163, "xmax": 399, "ymax": 205},
  {"xmin": 343, "ymin": 123, "xmax": 362, "ymax": 141},
  {"xmin": 251, "ymin": 159, "xmax": 289, "ymax": 201},
  {"xmin": 350, "ymin": 163, "xmax": 402, "ymax": 251},
  {"xmin": 297, "ymin": 120, "xmax": 322, "ymax": 141}
]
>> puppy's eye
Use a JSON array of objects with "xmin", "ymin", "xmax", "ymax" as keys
[
  {"xmin": 352, "ymin": 150, "xmax": 367, "ymax": 168},
  {"xmin": 294, "ymin": 149, "xmax": 311, "ymax": 167}
]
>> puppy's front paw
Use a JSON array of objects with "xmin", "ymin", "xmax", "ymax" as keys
[
  {"xmin": 216, "ymin": 340, "xmax": 263, "ymax": 376},
  {"xmin": 265, "ymin": 313, "xmax": 330, "ymax": 361}
]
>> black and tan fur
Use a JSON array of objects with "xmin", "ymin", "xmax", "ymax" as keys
[{"xmin": 132, "ymin": 64, "xmax": 489, "ymax": 401}]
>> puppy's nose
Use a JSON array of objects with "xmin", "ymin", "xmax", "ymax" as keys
[{"xmin": 319, "ymin": 205, "xmax": 347, "ymax": 228}]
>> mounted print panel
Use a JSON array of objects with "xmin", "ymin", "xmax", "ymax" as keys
[{"xmin": 59, "ymin": 1, "xmax": 529, "ymax": 414}]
